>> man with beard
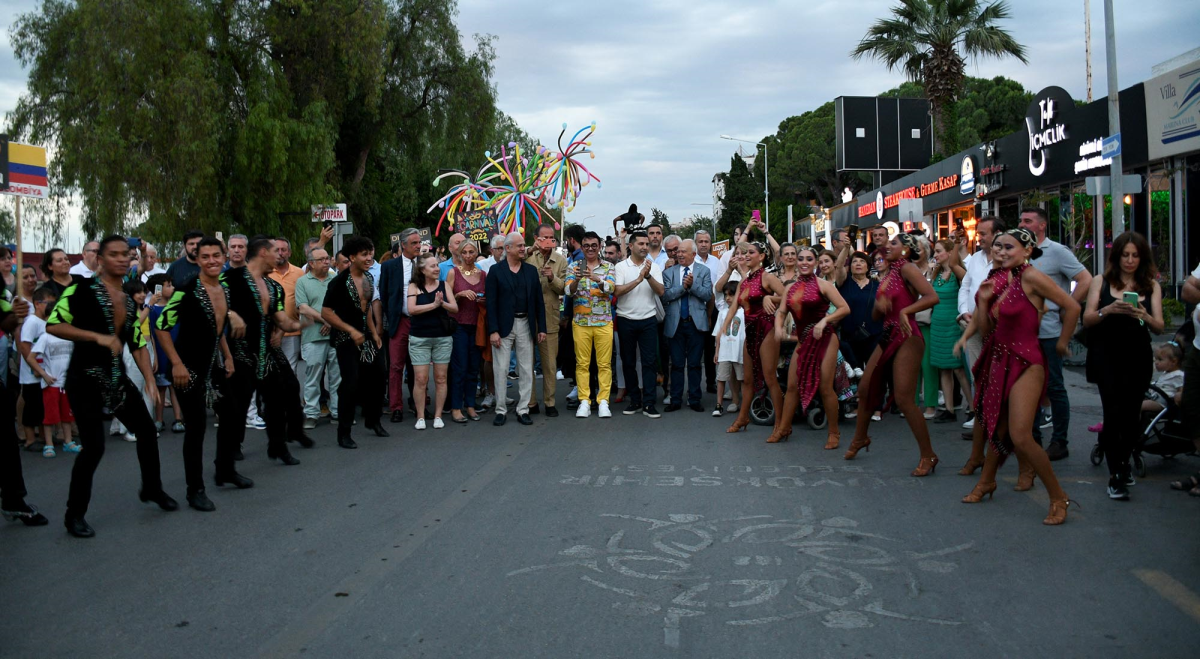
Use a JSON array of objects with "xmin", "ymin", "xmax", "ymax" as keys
[
  {"xmin": 48, "ymin": 235, "xmax": 174, "ymax": 537},
  {"xmin": 646, "ymin": 224, "xmax": 667, "ymax": 269},
  {"xmin": 321, "ymin": 236, "xmax": 388, "ymax": 447},
  {"xmin": 166, "ymin": 230, "xmax": 205, "ymax": 288},
  {"xmin": 217, "ymin": 237, "xmax": 305, "ymax": 481},
  {"xmin": 154, "ymin": 237, "xmax": 235, "ymax": 512}
]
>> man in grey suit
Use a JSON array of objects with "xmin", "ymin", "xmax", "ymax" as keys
[{"xmin": 661, "ymin": 239, "xmax": 712, "ymax": 412}]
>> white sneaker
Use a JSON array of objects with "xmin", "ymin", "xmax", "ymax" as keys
[
  {"xmin": 724, "ymin": 391, "xmax": 732, "ymax": 400},
  {"xmin": 726, "ymin": 402, "xmax": 738, "ymax": 413},
  {"xmin": 962, "ymin": 417, "xmax": 975, "ymax": 429},
  {"xmin": 871, "ymin": 412, "xmax": 882, "ymax": 422},
  {"xmin": 663, "ymin": 395, "xmax": 672, "ymax": 405},
  {"xmin": 845, "ymin": 410, "xmax": 858, "ymax": 419},
  {"xmin": 480, "ymin": 394, "xmax": 496, "ymax": 409},
  {"xmin": 853, "ymin": 368, "xmax": 864, "ymax": 379},
  {"xmin": 415, "ymin": 418, "xmax": 426, "ymax": 430},
  {"xmin": 556, "ymin": 370, "xmax": 565, "ymax": 381},
  {"xmin": 938, "ymin": 392, "xmax": 945, "ymax": 406},
  {"xmin": 246, "ymin": 414, "xmax": 266, "ymax": 430},
  {"xmin": 123, "ymin": 433, "xmax": 136, "ymax": 442},
  {"xmin": 843, "ymin": 363, "xmax": 854, "ymax": 380},
  {"xmin": 576, "ymin": 401, "xmax": 592, "ymax": 418},
  {"xmin": 712, "ymin": 408, "xmax": 722, "ymax": 417},
  {"xmin": 433, "ymin": 417, "xmax": 445, "ymax": 429},
  {"xmin": 597, "ymin": 401, "xmax": 611, "ymax": 418},
  {"xmin": 566, "ymin": 386, "xmax": 579, "ymax": 403}
]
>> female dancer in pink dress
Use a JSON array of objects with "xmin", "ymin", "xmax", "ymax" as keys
[
  {"xmin": 770, "ymin": 246, "xmax": 849, "ymax": 447},
  {"xmin": 955, "ymin": 228, "xmax": 1079, "ymax": 525},
  {"xmin": 722, "ymin": 240, "xmax": 788, "ymax": 435},
  {"xmin": 844, "ymin": 233, "xmax": 941, "ymax": 476}
]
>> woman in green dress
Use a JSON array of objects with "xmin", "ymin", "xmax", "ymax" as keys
[{"xmin": 928, "ymin": 239, "xmax": 969, "ymax": 423}]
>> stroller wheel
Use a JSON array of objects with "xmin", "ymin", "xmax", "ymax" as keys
[
  {"xmin": 807, "ymin": 407, "xmax": 827, "ymax": 430},
  {"xmin": 1132, "ymin": 453, "xmax": 1146, "ymax": 479},
  {"xmin": 749, "ymin": 391, "xmax": 775, "ymax": 427},
  {"xmin": 1089, "ymin": 443, "xmax": 1103, "ymax": 466}
]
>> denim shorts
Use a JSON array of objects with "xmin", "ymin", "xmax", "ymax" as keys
[{"xmin": 409, "ymin": 335, "xmax": 453, "ymax": 365}]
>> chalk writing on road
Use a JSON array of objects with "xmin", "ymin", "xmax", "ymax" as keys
[{"xmin": 509, "ymin": 511, "xmax": 972, "ymax": 649}]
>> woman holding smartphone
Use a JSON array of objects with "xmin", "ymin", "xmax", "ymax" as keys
[{"xmin": 1082, "ymin": 231, "xmax": 1164, "ymax": 501}]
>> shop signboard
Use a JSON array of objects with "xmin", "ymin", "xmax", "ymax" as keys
[
  {"xmin": 711, "ymin": 240, "xmax": 729, "ymax": 257},
  {"xmin": 1144, "ymin": 62, "xmax": 1200, "ymax": 160}
]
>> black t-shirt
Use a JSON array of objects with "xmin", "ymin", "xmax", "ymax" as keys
[
  {"xmin": 45, "ymin": 275, "xmax": 146, "ymax": 405},
  {"xmin": 409, "ymin": 281, "xmax": 453, "ymax": 338},
  {"xmin": 323, "ymin": 268, "xmax": 374, "ymax": 347},
  {"xmin": 155, "ymin": 276, "xmax": 228, "ymax": 372},
  {"xmin": 221, "ymin": 266, "xmax": 283, "ymax": 379},
  {"xmin": 166, "ymin": 257, "xmax": 201, "ymax": 289}
]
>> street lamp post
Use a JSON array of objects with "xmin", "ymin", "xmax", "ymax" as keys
[{"xmin": 720, "ymin": 134, "xmax": 769, "ymax": 234}]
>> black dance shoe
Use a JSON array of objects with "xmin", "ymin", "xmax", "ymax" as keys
[
  {"xmin": 338, "ymin": 436, "xmax": 358, "ymax": 449},
  {"xmin": 2, "ymin": 503, "xmax": 49, "ymax": 526},
  {"xmin": 544, "ymin": 406, "xmax": 559, "ymax": 418},
  {"xmin": 187, "ymin": 489, "xmax": 216, "ymax": 512},
  {"xmin": 214, "ymin": 471, "xmax": 255, "ymax": 489},
  {"xmin": 139, "ymin": 489, "xmax": 180, "ymax": 511},
  {"xmin": 65, "ymin": 516, "xmax": 95, "ymax": 538},
  {"xmin": 493, "ymin": 413, "xmax": 506, "ymax": 426},
  {"xmin": 391, "ymin": 409, "xmax": 403, "ymax": 423},
  {"xmin": 268, "ymin": 448, "xmax": 301, "ymax": 466},
  {"xmin": 369, "ymin": 424, "xmax": 390, "ymax": 438}
]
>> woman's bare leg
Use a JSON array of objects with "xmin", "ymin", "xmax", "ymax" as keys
[
  {"xmin": 891, "ymin": 336, "xmax": 936, "ymax": 462},
  {"xmin": 819, "ymin": 337, "xmax": 841, "ymax": 447}
]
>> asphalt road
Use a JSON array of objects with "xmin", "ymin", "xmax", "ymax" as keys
[{"xmin": 2, "ymin": 368, "xmax": 1198, "ymax": 658}]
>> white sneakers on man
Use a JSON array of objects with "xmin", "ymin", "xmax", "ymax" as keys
[
  {"xmin": 415, "ymin": 418, "xmax": 426, "ymax": 430},
  {"xmin": 597, "ymin": 401, "xmax": 612, "ymax": 418},
  {"xmin": 576, "ymin": 401, "xmax": 591, "ymax": 418}
]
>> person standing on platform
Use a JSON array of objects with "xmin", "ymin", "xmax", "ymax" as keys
[
  {"xmin": 47, "ymin": 235, "xmax": 175, "ymax": 538},
  {"xmin": 485, "ymin": 232, "xmax": 547, "ymax": 427},
  {"xmin": 153, "ymin": 237, "xmax": 235, "ymax": 512},
  {"xmin": 525, "ymin": 224, "xmax": 567, "ymax": 417}
]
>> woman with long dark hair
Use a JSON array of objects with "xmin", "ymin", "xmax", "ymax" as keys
[
  {"xmin": 771, "ymin": 246, "xmax": 849, "ymax": 447},
  {"xmin": 408, "ymin": 252, "xmax": 459, "ymax": 430},
  {"xmin": 843, "ymin": 233, "xmax": 941, "ymax": 476},
  {"xmin": 957, "ymin": 228, "xmax": 1080, "ymax": 524},
  {"xmin": 1082, "ymin": 231, "xmax": 1164, "ymax": 500},
  {"xmin": 41, "ymin": 249, "xmax": 75, "ymax": 297},
  {"xmin": 721, "ymin": 239, "xmax": 787, "ymax": 437},
  {"xmin": 838, "ymin": 251, "xmax": 879, "ymax": 380}
]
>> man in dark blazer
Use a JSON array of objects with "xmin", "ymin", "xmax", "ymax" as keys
[
  {"xmin": 485, "ymin": 231, "xmax": 547, "ymax": 426},
  {"xmin": 661, "ymin": 239, "xmax": 712, "ymax": 412},
  {"xmin": 378, "ymin": 228, "xmax": 420, "ymax": 422}
]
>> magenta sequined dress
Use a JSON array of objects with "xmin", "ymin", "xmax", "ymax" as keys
[
  {"xmin": 971, "ymin": 264, "xmax": 1046, "ymax": 455},
  {"xmin": 739, "ymin": 268, "xmax": 774, "ymax": 393},
  {"xmin": 787, "ymin": 274, "xmax": 835, "ymax": 410},
  {"xmin": 863, "ymin": 258, "xmax": 923, "ymax": 410}
]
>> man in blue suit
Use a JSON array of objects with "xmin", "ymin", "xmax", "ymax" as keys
[{"xmin": 661, "ymin": 239, "xmax": 712, "ymax": 412}]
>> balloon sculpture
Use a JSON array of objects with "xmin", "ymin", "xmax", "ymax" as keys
[{"xmin": 427, "ymin": 122, "xmax": 601, "ymax": 236}]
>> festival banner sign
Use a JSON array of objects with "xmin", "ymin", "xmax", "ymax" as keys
[
  {"xmin": 455, "ymin": 208, "xmax": 498, "ymax": 243},
  {"xmin": 2, "ymin": 140, "xmax": 49, "ymax": 199}
]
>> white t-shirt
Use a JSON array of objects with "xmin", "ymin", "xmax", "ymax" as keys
[
  {"xmin": 1153, "ymin": 369, "xmax": 1184, "ymax": 399},
  {"xmin": 613, "ymin": 258, "xmax": 663, "ymax": 321},
  {"xmin": 69, "ymin": 261, "xmax": 95, "ymax": 278},
  {"xmin": 140, "ymin": 264, "xmax": 167, "ymax": 283},
  {"xmin": 713, "ymin": 307, "xmax": 746, "ymax": 364},
  {"xmin": 1192, "ymin": 262, "xmax": 1200, "ymax": 351},
  {"xmin": 31, "ymin": 331, "xmax": 73, "ymax": 390},
  {"xmin": 18, "ymin": 315, "xmax": 46, "ymax": 385},
  {"xmin": 698, "ymin": 254, "xmax": 727, "ymax": 310}
]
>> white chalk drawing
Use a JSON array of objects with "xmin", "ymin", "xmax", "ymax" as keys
[{"xmin": 508, "ymin": 511, "xmax": 973, "ymax": 649}]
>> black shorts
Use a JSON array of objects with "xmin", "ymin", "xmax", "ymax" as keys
[
  {"xmin": 21, "ymin": 383, "xmax": 45, "ymax": 427},
  {"xmin": 1182, "ymin": 346, "xmax": 1200, "ymax": 438}
]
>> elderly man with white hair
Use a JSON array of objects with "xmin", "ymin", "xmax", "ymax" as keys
[
  {"xmin": 139, "ymin": 244, "xmax": 167, "ymax": 283},
  {"xmin": 484, "ymin": 232, "xmax": 547, "ymax": 426},
  {"xmin": 477, "ymin": 234, "xmax": 507, "ymax": 274}
]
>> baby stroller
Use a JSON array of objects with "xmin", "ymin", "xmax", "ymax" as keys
[
  {"xmin": 1089, "ymin": 384, "xmax": 1197, "ymax": 477},
  {"xmin": 749, "ymin": 341, "xmax": 857, "ymax": 430}
]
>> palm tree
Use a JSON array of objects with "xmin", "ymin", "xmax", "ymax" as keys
[{"xmin": 851, "ymin": 0, "xmax": 1028, "ymax": 155}]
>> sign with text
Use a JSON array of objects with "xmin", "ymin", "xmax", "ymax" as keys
[
  {"xmin": 1101, "ymin": 133, "xmax": 1122, "ymax": 159},
  {"xmin": 455, "ymin": 208, "xmax": 498, "ymax": 243},
  {"xmin": 417, "ymin": 227, "xmax": 432, "ymax": 252},
  {"xmin": 1145, "ymin": 62, "xmax": 1200, "ymax": 160},
  {"xmin": 1, "ymin": 139, "xmax": 48, "ymax": 199},
  {"xmin": 311, "ymin": 203, "xmax": 347, "ymax": 222},
  {"xmin": 711, "ymin": 240, "xmax": 730, "ymax": 257}
]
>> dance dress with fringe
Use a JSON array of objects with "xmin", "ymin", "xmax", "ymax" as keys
[
  {"xmin": 739, "ymin": 268, "xmax": 773, "ymax": 393},
  {"xmin": 863, "ymin": 258, "xmax": 923, "ymax": 410},
  {"xmin": 786, "ymin": 274, "xmax": 835, "ymax": 410}
]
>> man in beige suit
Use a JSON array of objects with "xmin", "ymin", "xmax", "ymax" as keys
[{"xmin": 524, "ymin": 223, "xmax": 567, "ymax": 417}]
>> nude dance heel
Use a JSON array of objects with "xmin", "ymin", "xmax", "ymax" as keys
[
  {"xmin": 726, "ymin": 420, "xmax": 749, "ymax": 433},
  {"xmin": 911, "ymin": 455, "xmax": 939, "ymax": 477},
  {"xmin": 958, "ymin": 457, "xmax": 984, "ymax": 476},
  {"xmin": 961, "ymin": 481, "xmax": 997, "ymax": 503},
  {"xmin": 1043, "ymin": 498, "xmax": 1074, "ymax": 526},
  {"xmin": 765, "ymin": 428, "xmax": 791, "ymax": 443},
  {"xmin": 823, "ymin": 433, "xmax": 840, "ymax": 450},
  {"xmin": 843, "ymin": 436, "xmax": 871, "ymax": 460},
  {"xmin": 1014, "ymin": 464, "xmax": 1037, "ymax": 491}
]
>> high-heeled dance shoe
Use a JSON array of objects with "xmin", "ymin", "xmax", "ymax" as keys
[
  {"xmin": 843, "ymin": 436, "xmax": 871, "ymax": 460},
  {"xmin": 1043, "ymin": 498, "xmax": 1074, "ymax": 526},
  {"xmin": 726, "ymin": 420, "xmax": 749, "ymax": 434},
  {"xmin": 961, "ymin": 481, "xmax": 998, "ymax": 503},
  {"xmin": 823, "ymin": 434, "xmax": 840, "ymax": 450},
  {"xmin": 2, "ymin": 503, "xmax": 48, "ymax": 526},
  {"xmin": 1014, "ymin": 465, "xmax": 1037, "ymax": 491},
  {"xmin": 958, "ymin": 457, "xmax": 984, "ymax": 476},
  {"xmin": 911, "ymin": 455, "xmax": 939, "ymax": 477},
  {"xmin": 138, "ymin": 489, "xmax": 179, "ymax": 511},
  {"xmin": 765, "ymin": 429, "xmax": 791, "ymax": 443}
]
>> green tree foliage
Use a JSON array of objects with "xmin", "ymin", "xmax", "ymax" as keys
[
  {"xmin": 715, "ymin": 154, "xmax": 759, "ymax": 238},
  {"xmin": 650, "ymin": 207, "xmax": 669, "ymax": 227},
  {"xmin": 851, "ymin": 0, "xmax": 1027, "ymax": 156},
  {"xmin": 8, "ymin": 0, "xmax": 520, "ymax": 257}
]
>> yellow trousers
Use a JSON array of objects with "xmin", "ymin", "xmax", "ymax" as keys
[{"xmin": 573, "ymin": 323, "xmax": 613, "ymax": 403}]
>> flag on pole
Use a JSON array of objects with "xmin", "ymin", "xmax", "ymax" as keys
[{"xmin": 3, "ymin": 141, "xmax": 49, "ymax": 199}]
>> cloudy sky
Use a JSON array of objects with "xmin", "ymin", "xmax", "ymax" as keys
[{"xmin": 3, "ymin": 0, "xmax": 1199, "ymax": 248}]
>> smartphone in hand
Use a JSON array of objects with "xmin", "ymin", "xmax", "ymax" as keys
[{"xmin": 1122, "ymin": 291, "xmax": 1139, "ymax": 308}]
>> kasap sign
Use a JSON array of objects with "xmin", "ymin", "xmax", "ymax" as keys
[{"xmin": 1145, "ymin": 62, "xmax": 1200, "ymax": 160}]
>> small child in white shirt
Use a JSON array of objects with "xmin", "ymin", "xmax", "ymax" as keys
[
  {"xmin": 31, "ymin": 329, "xmax": 80, "ymax": 458},
  {"xmin": 712, "ymin": 283, "xmax": 745, "ymax": 417},
  {"xmin": 1143, "ymin": 342, "xmax": 1184, "ymax": 414}
]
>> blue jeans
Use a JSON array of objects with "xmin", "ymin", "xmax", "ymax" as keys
[
  {"xmin": 1034, "ymin": 337, "xmax": 1070, "ymax": 445},
  {"xmin": 616, "ymin": 316, "xmax": 658, "ymax": 408},
  {"xmin": 669, "ymin": 319, "xmax": 704, "ymax": 406},
  {"xmin": 451, "ymin": 324, "xmax": 482, "ymax": 410}
]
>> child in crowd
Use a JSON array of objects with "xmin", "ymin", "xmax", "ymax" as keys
[
  {"xmin": 16, "ymin": 287, "xmax": 55, "ymax": 450},
  {"xmin": 108, "ymin": 279, "xmax": 155, "ymax": 441},
  {"xmin": 31, "ymin": 311, "xmax": 80, "ymax": 458},
  {"xmin": 711, "ymin": 282, "xmax": 745, "ymax": 417},
  {"xmin": 1143, "ymin": 342, "xmax": 1185, "ymax": 414},
  {"xmin": 145, "ymin": 274, "xmax": 176, "ymax": 433}
]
